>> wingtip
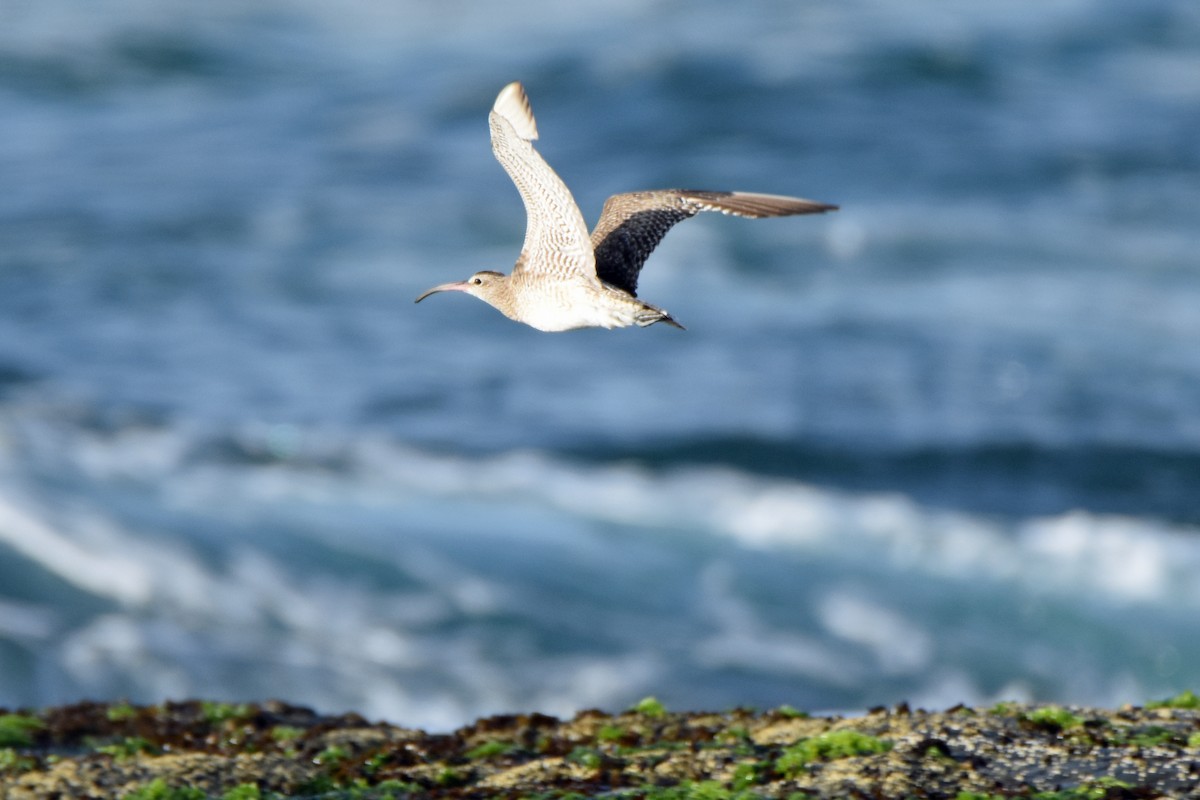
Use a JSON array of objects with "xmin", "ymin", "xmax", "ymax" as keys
[
  {"xmin": 682, "ymin": 190, "xmax": 840, "ymax": 218},
  {"xmin": 493, "ymin": 81, "xmax": 539, "ymax": 141}
]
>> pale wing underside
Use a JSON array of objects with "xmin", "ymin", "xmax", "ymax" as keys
[
  {"xmin": 590, "ymin": 190, "xmax": 838, "ymax": 295},
  {"xmin": 490, "ymin": 82, "xmax": 594, "ymax": 281}
]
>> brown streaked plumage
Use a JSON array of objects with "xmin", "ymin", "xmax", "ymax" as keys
[{"xmin": 415, "ymin": 82, "xmax": 837, "ymax": 332}]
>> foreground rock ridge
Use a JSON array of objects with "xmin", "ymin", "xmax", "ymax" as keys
[{"xmin": 1, "ymin": 697, "xmax": 1199, "ymax": 799}]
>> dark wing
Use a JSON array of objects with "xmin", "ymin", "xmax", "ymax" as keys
[{"xmin": 589, "ymin": 190, "xmax": 837, "ymax": 295}]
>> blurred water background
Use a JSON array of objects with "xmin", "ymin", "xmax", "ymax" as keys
[{"xmin": 1, "ymin": 0, "xmax": 1199, "ymax": 731}]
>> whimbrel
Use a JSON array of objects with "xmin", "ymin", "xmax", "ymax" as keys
[{"xmin": 415, "ymin": 82, "xmax": 837, "ymax": 331}]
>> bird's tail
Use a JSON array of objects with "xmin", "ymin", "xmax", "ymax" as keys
[{"xmin": 635, "ymin": 302, "xmax": 685, "ymax": 330}]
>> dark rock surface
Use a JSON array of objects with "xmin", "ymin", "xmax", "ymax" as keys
[{"xmin": 2, "ymin": 698, "xmax": 1199, "ymax": 798}]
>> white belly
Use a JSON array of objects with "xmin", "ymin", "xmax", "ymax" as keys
[{"xmin": 513, "ymin": 283, "xmax": 639, "ymax": 332}]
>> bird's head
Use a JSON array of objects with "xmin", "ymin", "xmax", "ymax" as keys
[{"xmin": 414, "ymin": 270, "xmax": 511, "ymax": 308}]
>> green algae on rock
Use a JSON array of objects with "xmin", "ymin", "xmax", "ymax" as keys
[
  {"xmin": 0, "ymin": 699, "xmax": 1198, "ymax": 799},
  {"xmin": 0, "ymin": 714, "xmax": 44, "ymax": 748}
]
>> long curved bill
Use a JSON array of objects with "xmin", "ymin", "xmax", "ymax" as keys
[{"xmin": 414, "ymin": 281, "xmax": 470, "ymax": 303}]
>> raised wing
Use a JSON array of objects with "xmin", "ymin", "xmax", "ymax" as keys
[
  {"xmin": 590, "ymin": 190, "xmax": 837, "ymax": 295},
  {"xmin": 489, "ymin": 82, "xmax": 594, "ymax": 281}
]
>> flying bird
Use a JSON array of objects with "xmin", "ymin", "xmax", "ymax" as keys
[{"xmin": 415, "ymin": 82, "xmax": 836, "ymax": 331}]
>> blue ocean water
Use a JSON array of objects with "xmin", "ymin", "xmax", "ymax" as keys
[{"xmin": 1, "ymin": 0, "xmax": 1199, "ymax": 730}]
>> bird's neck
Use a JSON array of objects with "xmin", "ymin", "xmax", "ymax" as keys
[{"xmin": 482, "ymin": 277, "xmax": 521, "ymax": 321}]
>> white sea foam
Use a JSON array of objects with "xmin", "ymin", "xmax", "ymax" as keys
[
  {"xmin": 2, "ymin": 396, "xmax": 1198, "ymax": 725},
  {"xmin": 693, "ymin": 564, "xmax": 863, "ymax": 686},
  {"xmin": 0, "ymin": 495, "xmax": 157, "ymax": 606},
  {"xmin": 10, "ymin": 413, "xmax": 1200, "ymax": 611},
  {"xmin": 342, "ymin": 440, "xmax": 1200, "ymax": 608},
  {"xmin": 817, "ymin": 591, "xmax": 933, "ymax": 675}
]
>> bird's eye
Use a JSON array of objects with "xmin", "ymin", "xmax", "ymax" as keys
[{"xmin": 472, "ymin": 277, "xmax": 483, "ymax": 285}]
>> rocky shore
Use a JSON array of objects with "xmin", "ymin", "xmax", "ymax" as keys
[{"xmin": 2, "ymin": 696, "xmax": 1199, "ymax": 799}]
